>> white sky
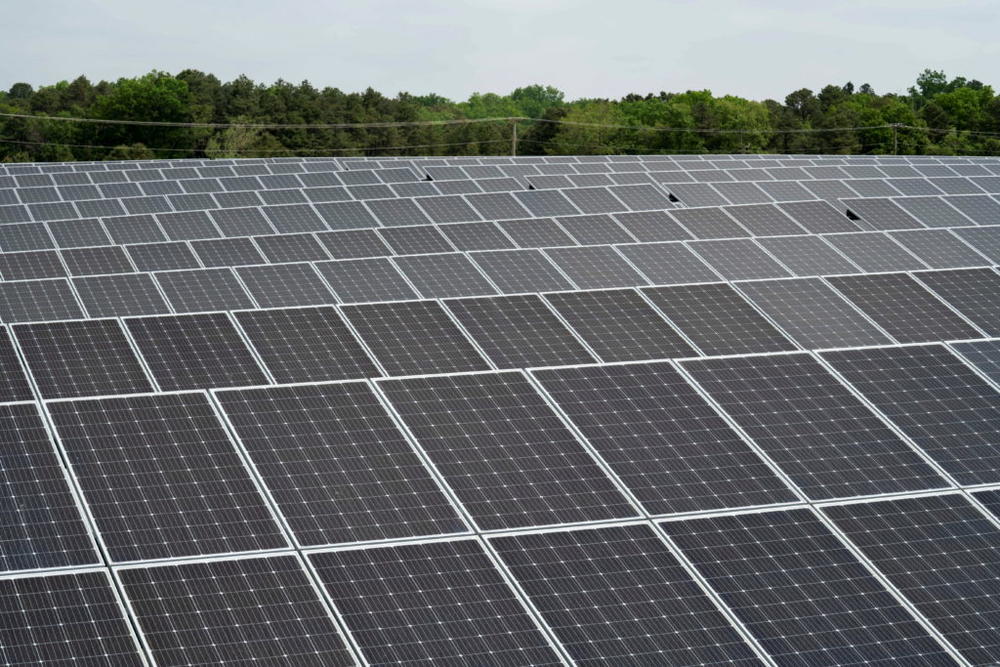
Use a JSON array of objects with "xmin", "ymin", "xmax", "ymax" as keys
[{"xmin": 5, "ymin": 0, "xmax": 998, "ymax": 101}]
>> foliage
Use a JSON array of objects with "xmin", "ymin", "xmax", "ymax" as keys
[{"xmin": 1, "ymin": 69, "xmax": 999, "ymax": 161}]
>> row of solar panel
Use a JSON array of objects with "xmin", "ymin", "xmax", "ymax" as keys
[
  {"xmin": 5, "ymin": 340, "xmax": 1000, "ymax": 563},
  {"xmin": 0, "ymin": 213, "xmax": 996, "ymax": 289},
  {"xmin": 5, "ymin": 351, "xmax": 1000, "ymax": 662},
  {"xmin": 7, "ymin": 488, "xmax": 1000, "ymax": 667},
  {"xmin": 4, "ymin": 151, "xmax": 997, "ymax": 177},
  {"xmin": 2, "ymin": 268, "xmax": 999, "ymax": 402},
  {"xmin": 4, "ymin": 157, "xmax": 1000, "ymax": 204}
]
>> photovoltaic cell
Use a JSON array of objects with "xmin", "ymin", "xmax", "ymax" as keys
[
  {"xmin": 893, "ymin": 196, "xmax": 972, "ymax": 228},
  {"xmin": 644, "ymin": 283, "xmax": 796, "ymax": 356},
  {"xmin": 821, "ymin": 343, "xmax": 1000, "ymax": 486},
  {"xmin": 0, "ymin": 571, "xmax": 143, "ymax": 665},
  {"xmin": 823, "ymin": 494, "xmax": 1000, "ymax": 666},
  {"xmin": 125, "ymin": 313, "xmax": 269, "ymax": 390},
  {"xmin": 119, "ymin": 555, "xmax": 355, "ymax": 666},
  {"xmin": 365, "ymin": 197, "xmax": 432, "ymax": 226},
  {"xmin": 216, "ymin": 382, "xmax": 463, "ymax": 545},
  {"xmin": 544, "ymin": 289, "xmax": 696, "ymax": 362},
  {"xmin": 513, "ymin": 189, "xmax": 581, "ymax": 217},
  {"xmin": 445, "ymin": 294, "xmax": 595, "ymax": 369},
  {"xmin": 912, "ymin": 268, "xmax": 1000, "ymax": 335},
  {"xmin": 491, "ymin": 524, "xmax": 762, "ymax": 666},
  {"xmin": 534, "ymin": 361, "xmax": 796, "ymax": 513},
  {"xmin": 316, "ymin": 228, "xmax": 392, "ymax": 259},
  {"xmin": 377, "ymin": 224, "xmax": 454, "ymax": 255},
  {"xmin": 341, "ymin": 300, "xmax": 490, "ymax": 376},
  {"xmin": 723, "ymin": 203, "xmax": 805, "ymax": 236},
  {"xmin": 233, "ymin": 306, "xmax": 380, "ymax": 383},
  {"xmin": 47, "ymin": 392, "xmax": 287, "ymax": 562},
  {"xmin": 309, "ymin": 539, "xmax": 561, "ymax": 665},
  {"xmin": 827, "ymin": 273, "xmax": 981, "ymax": 343},
  {"xmin": 439, "ymin": 221, "xmax": 516, "ymax": 251},
  {"xmin": 556, "ymin": 214, "xmax": 635, "ymax": 245},
  {"xmin": 126, "ymin": 241, "xmax": 200, "ymax": 272},
  {"xmin": 683, "ymin": 352, "xmax": 947, "ymax": 499},
  {"xmin": 952, "ymin": 226, "xmax": 1000, "ymax": 263},
  {"xmin": 662, "ymin": 509, "xmax": 955, "ymax": 666},
  {"xmin": 560, "ymin": 186, "xmax": 627, "ymax": 214},
  {"xmin": 379, "ymin": 371, "xmax": 636, "ymax": 529},
  {"xmin": 414, "ymin": 195, "xmax": 481, "ymax": 223}
]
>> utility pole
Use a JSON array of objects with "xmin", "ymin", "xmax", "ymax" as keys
[
  {"xmin": 892, "ymin": 123, "xmax": 899, "ymax": 155},
  {"xmin": 511, "ymin": 118, "xmax": 518, "ymax": 157}
]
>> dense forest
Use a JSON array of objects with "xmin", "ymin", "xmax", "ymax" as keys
[{"xmin": 1, "ymin": 69, "xmax": 999, "ymax": 162}]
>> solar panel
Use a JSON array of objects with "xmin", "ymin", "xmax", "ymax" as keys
[
  {"xmin": 314, "ymin": 257, "xmax": 417, "ymax": 303},
  {"xmin": 393, "ymin": 252, "xmax": 498, "ymax": 298},
  {"xmin": 232, "ymin": 306, "xmax": 380, "ymax": 383},
  {"xmin": 823, "ymin": 232, "xmax": 928, "ymax": 272},
  {"xmin": 254, "ymin": 232, "xmax": 329, "ymax": 262},
  {"xmin": 662, "ymin": 182, "xmax": 729, "ymax": 207},
  {"xmin": 560, "ymin": 186, "xmax": 627, "ymax": 214},
  {"xmin": 615, "ymin": 242, "xmax": 721, "ymax": 284},
  {"xmin": 309, "ymin": 539, "xmax": 562, "ymax": 665},
  {"xmin": 662, "ymin": 509, "xmax": 955, "ymax": 665},
  {"xmin": 232, "ymin": 262, "xmax": 334, "ymax": 307},
  {"xmin": 124, "ymin": 313, "xmax": 269, "ymax": 390},
  {"xmin": 341, "ymin": 300, "xmax": 490, "ymax": 375},
  {"xmin": 533, "ymin": 361, "xmax": 795, "ymax": 513},
  {"xmin": 688, "ymin": 238, "xmax": 792, "ymax": 280},
  {"xmin": 607, "ymin": 183, "xmax": 673, "ymax": 210},
  {"xmin": 0, "ymin": 571, "xmax": 144, "ymax": 664},
  {"xmin": 316, "ymin": 228, "xmax": 393, "ymax": 258},
  {"xmin": 491, "ymin": 524, "xmax": 763, "ymax": 665},
  {"xmin": 465, "ymin": 192, "xmax": 533, "ymax": 220},
  {"xmin": 669, "ymin": 207, "xmax": 748, "ymax": 239},
  {"xmin": 555, "ymin": 214, "xmax": 635, "ymax": 245},
  {"xmin": 439, "ymin": 221, "xmax": 516, "ymax": 251},
  {"xmin": 611, "ymin": 210, "xmax": 692, "ymax": 242},
  {"xmin": 737, "ymin": 277, "xmax": 892, "ymax": 349},
  {"xmin": 378, "ymin": 371, "xmax": 636, "ymax": 528},
  {"xmin": 513, "ymin": 189, "xmax": 581, "ymax": 216},
  {"xmin": 777, "ymin": 200, "xmax": 861, "ymax": 233},
  {"xmin": 414, "ymin": 195, "xmax": 481, "ymax": 223},
  {"xmin": 215, "ymin": 382, "xmax": 464, "ymax": 545},
  {"xmin": 544, "ymin": 245, "xmax": 648, "ymax": 289},
  {"xmin": 154, "ymin": 267, "xmax": 255, "ymax": 313},
  {"xmin": 46, "ymin": 392, "xmax": 287, "ymax": 562},
  {"xmin": 723, "ymin": 203, "xmax": 805, "ymax": 236},
  {"xmin": 889, "ymin": 229, "xmax": 991, "ymax": 269},
  {"xmin": 952, "ymin": 226, "xmax": 1000, "ymax": 263},
  {"xmin": 544, "ymin": 289, "xmax": 696, "ymax": 362},
  {"xmin": 0, "ymin": 250, "xmax": 66, "ymax": 280},
  {"xmin": 118, "ymin": 555, "xmax": 356, "ymax": 665},
  {"xmin": 445, "ymin": 294, "xmax": 595, "ymax": 369},
  {"xmin": 468, "ymin": 249, "xmax": 574, "ymax": 293},
  {"xmin": 821, "ymin": 343, "xmax": 1000, "ymax": 485},
  {"xmin": 499, "ymin": 217, "xmax": 578, "ymax": 248},
  {"xmin": 911, "ymin": 268, "xmax": 1000, "ymax": 335},
  {"xmin": 827, "ymin": 273, "xmax": 982, "ymax": 343},
  {"xmin": 682, "ymin": 352, "xmax": 947, "ymax": 499},
  {"xmin": 823, "ymin": 494, "xmax": 1000, "ymax": 665},
  {"xmin": 13, "ymin": 319, "xmax": 154, "ymax": 398},
  {"xmin": 643, "ymin": 283, "xmax": 796, "ymax": 355},
  {"xmin": 943, "ymin": 194, "xmax": 1000, "ymax": 224},
  {"xmin": 892, "ymin": 196, "xmax": 972, "ymax": 227},
  {"xmin": 950, "ymin": 339, "xmax": 1000, "ymax": 386},
  {"xmin": 0, "ymin": 278, "xmax": 84, "ymax": 322},
  {"xmin": 126, "ymin": 241, "xmax": 200, "ymax": 271},
  {"xmin": 377, "ymin": 224, "xmax": 454, "ymax": 254}
]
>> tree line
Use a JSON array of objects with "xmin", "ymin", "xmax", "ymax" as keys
[{"xmin": 1, "ymin": 69, "xmax": 998, "ymax": 162}]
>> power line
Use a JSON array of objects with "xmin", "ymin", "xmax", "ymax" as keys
[{"xmin": 8, "ymin": 111, "xmax": 997, "ymax": 138}]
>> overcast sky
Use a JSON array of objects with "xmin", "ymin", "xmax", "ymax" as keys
[{"xmin": 5, "ymin": 0, "xmax": 998, "ymax": 101}]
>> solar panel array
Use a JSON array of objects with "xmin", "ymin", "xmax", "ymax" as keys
[{"xmin": 2, "ymin": 151, "xmax": 1000, "ymax": 665}]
